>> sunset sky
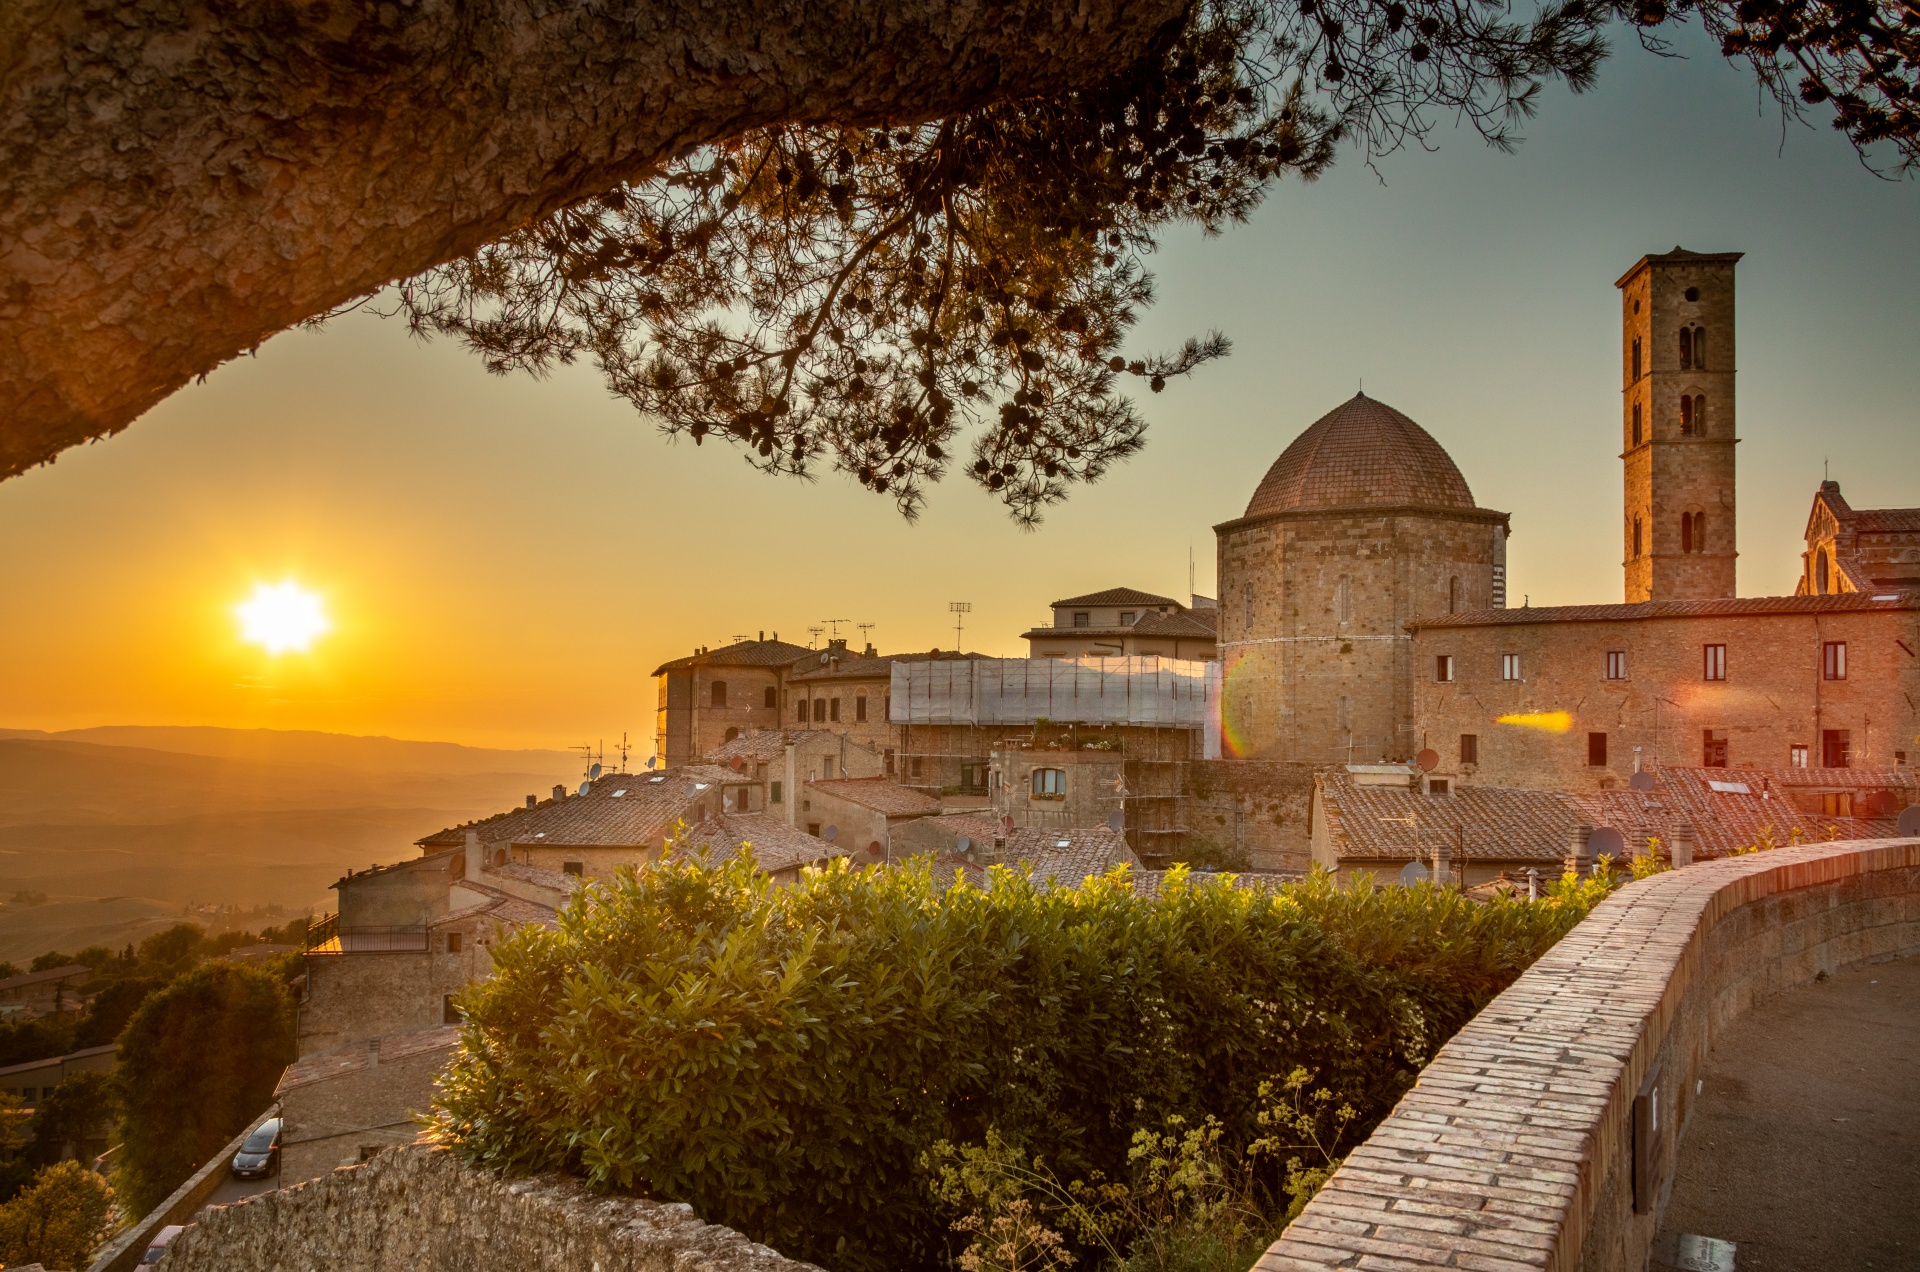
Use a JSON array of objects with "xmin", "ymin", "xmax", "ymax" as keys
[{"xmin": 2, "ymin": 25, "xmax": 1915, "ymax": 753}]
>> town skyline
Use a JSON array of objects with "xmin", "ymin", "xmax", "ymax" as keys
[{"xmin": 1, "ymin": 24, "xmax": 1914, "ymax": 753}]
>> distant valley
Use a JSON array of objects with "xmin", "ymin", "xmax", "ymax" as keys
[{"xmin": 0, "ymin": 726, "xmax": 579, "ymax": 963}]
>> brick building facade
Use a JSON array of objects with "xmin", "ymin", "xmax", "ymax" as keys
[
  {"xmin": 1214, "ymin": 393, "xmax": 1509, "ymax": 765},
  {"xmin": 1797, "ymin": 480, "xmax": 1920, "ymax": 595},
  {"xmin": 1407, "ymin": 593, "xmax": 1920, "ymax": 792}
]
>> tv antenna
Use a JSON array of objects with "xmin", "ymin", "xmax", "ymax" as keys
[
  {"xmin": 807, "ymin": 626, "xmax": 824, "ymax": 647},
  {"xmin": 857, "ymin": 622, "xmax": 875, "ymax": 648},
  {"xmin": 730, "ymin": 633, "xmax": 750, "ymax": 645},
  {"xmin": 616, "ymin": 731, "xmax": 632, "ymax": 772},
  {"xmin": 820, "ymin": 618, "xmax": 850, "ymax": 639},
  {"xmin": 949, "ymin": 600, "xmax": 971, "ymax": 649}
]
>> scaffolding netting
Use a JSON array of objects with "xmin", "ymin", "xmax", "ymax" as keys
[{"xmin": 889, "ymin": 657, "xmax": 1218, "ymax": 730}]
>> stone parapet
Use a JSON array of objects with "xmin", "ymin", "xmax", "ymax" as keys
[
  {"xmin": 1255, "ymin": 836, "xmax": 1920, "ymax": 1272},
  {"xmin": 159, "ymin": 1144, "xmax": 821, "ymax": 1272}
]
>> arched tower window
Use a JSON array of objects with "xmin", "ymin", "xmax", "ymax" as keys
[
  {"xmin": 1633, "ymin": 516, "xmax": 1643, "ymax": 559},
  {"xmin": 1680, "ymin": 396, "xmax": 1694, "ymax": 435},
  {"xmin": 1631, "ymin": 338, "xmax": 1642, "ymax": 381},
  {"xmin": 1692, "ymin": 395, "xmax": 1706, "ymax": 436},
  {"xmin": 1694, "ymin": 326, "xmax": 1706, "ymax": 369},
  {"xmin": 1680, "ymin": 511, "xmax": 1692, "ymax": 554},
  {"xmin": 1632, "ymin": 402, "xmax": 1642, "ymax": 446},
  {"xmin": 1816, "ymin": 549, "xmax": 1830, "ymax": 594},
  {"xmin": 1679, "ymin": 327, "xmax": 1692, "ymax": 369}
]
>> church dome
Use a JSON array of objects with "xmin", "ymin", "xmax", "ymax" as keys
[{"xmin": 1243, "ymin": 393, "xmax": 1476, "ymax": 518}]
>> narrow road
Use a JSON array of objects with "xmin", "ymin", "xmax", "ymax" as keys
[{"xmin": 1656, "ymin": 953, "xmax": 1918, "ymax": 1270}]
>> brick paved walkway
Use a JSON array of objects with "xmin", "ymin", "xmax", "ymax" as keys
[{"xmin": 1655, "ymin": 952, "xmax": 1918, "ymax": 1271}]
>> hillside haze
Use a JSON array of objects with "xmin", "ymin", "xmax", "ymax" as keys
[{"xmin": 0, "ymin": 727, "xmax": 580, "ymax": 964}]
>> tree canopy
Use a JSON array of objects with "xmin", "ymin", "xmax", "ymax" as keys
[{"xmin": 2, "ymin": 0, "xmax": 1913, "ymax": 494}]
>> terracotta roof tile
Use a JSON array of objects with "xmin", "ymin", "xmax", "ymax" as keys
[
  {"xmin": 418, "ymin": 768, "xmax": 743, "ymax": 851},
  {"xmin": 1051, "ymin": 587, "xmax": 1183, "ymax": 608},
  {"xmin": 1000, "ymin": 826, "xmax": 1141, "ymax": 888},
  {"xmin": 675, "ymin": 813, "xmax": 842, "ymax": 874},
  {"xmin": 1849, "ymin": 507, "xmax": 1920, "ymax": 535},
  {"xmin": 1242, "ymin": 394, "xmax": 1477, "ymax": 518},
  {"xmin": 651, "ymin": 638, "xmax": 817, "ymax": 678},
  {"xmin": 809, "ymin": 777, "xmax": 942, "ymax": 817},
  {"xmin": 1408, "ymin": 591, "xmax": 1919, "ymax": 630},
  {"xmin": 705, "ymin": 730, "xmax": 826, "ymax": 763}
]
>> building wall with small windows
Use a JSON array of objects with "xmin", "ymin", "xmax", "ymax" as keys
[
  {"xmin": 990, "ymin": 748, "xmax": 1128, "ymax": 832},
  {"xmin": 1408, "ymin": 594, "xmax": 1920, "ymax": 793}
]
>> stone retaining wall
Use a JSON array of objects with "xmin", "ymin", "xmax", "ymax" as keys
[
  {"xmin": 159, "ymin": 1145, "xmax": 821, "ymax": 1272},
  {"xmin": 1256, "ymin": 836, "xmax": 1920, "ymax": 1272}
]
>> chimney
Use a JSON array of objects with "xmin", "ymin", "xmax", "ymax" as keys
[
  {"xmin": 1670, "ymin": 825, "xmax": 1695, "ymax": 868},
  {"xmin": 525, "ymin": 794, "xmax": 536, "ymax": 809},
  {"xmin": 759, "ymin": 630, "xmax": 766, "ymax": 642},
  {"xmin": 465, "ymin": 830, "xmax": 483, "ymax": 881},
  {"xmin": 552, "ymin": 784, "xmax": 566, "ymax": 801},
  {"xmin": 1565, "ymin": 826, "xmax": 1595, "ymax": 878},
  {"xmin": 368, "ymin": 1036, "xmax": 381, "ymax": 1069},
  {"xmin": 1431, "ymin": 839, "xmax": 1451, "ymax": 888},
  {"xmin": 863, "ymin": 643, "xmax": 876, "ymax": 658}
]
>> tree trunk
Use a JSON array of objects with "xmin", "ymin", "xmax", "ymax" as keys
[{"xmin": 0, "ymin": 0, "xmax": 1185, "ymax": 478}]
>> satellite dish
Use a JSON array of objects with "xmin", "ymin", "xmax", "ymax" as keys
[
  {"xmin": 730, "ymin": 755, "xmax": 746, "ymax": 771},
  {"xmin": 645, "ymin": 755, "xmax": 658, "ymax": 770},
  {"xmin": 1107, "ymin": 811, "xmax": 1125, "ymax": 832},
  {"xmin": 1588, "ymin": 827, "xmax": 1626, "ymax": 859},
  {"xmin": 1399, "ymin": 861, "xmax": 1429, "ymax": 886},
  {"xmin": 823, "ymin": 825, "xmax": 839, "ymax": 842},
  {"xmin": 589, "ymin": 763, "xmax": 603, "ymax": 780},
  {"xmin": 577, "ymin": 780, "xmax": 592, "ymax": 797},
  {"xmin": 1415, "ymin": 748, "xmax": 1440, "ymax": 773},
  {"xmin": 956, "ymin": 836, "xmax": 973, "ymax": 857},
  {"xmin": 1899, "ymin": 805, "xmax": 1920, "ymax": 837},
  {"xmin": 1630, "ymin": 771, "xmax": 1655, "ymax": 792}
]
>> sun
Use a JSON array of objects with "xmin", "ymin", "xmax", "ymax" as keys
[{"xmin": 236, "ymin": 581, "xmax": 331, "ymax": 655}]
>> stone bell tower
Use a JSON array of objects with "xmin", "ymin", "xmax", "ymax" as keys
[{"xmin": 1616, "ymin": 248, "xmax": 1740, "ymax": 603}]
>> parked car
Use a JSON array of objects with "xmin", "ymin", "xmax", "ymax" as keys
[
  {"xmin": 229, "ymin": 1117, "xmax": 282, "ymax": 1179},
  {"xmin": 140, "ymin": 1224, "xmax": 184, "ymax": 1264}
]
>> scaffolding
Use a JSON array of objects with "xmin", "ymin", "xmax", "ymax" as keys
[{"xmin": 889, "ymin": 656, "xmax": 1218, "ymax": 732}]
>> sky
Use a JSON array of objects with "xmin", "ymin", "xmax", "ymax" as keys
[{"xmin": 2, "ymin": 24, "xmax": 1915, "ymax": 752}]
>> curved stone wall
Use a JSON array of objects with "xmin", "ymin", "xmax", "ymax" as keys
[{"xmin": 1257, "ymin": 836, "xmax": 1920, "ymax": 1272}]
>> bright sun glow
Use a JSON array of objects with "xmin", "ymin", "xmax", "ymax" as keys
[{"xmin": 236, "ymin": 582, "xmax": 331, "ymax": 655}]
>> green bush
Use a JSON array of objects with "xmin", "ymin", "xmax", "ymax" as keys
[
  {"xmin": 0, "ymin": 1160, "xmax": 116, "ymax": 1270},
  {"xmin": 433, "ymin": 860, "xmax": 1601, "ymax": 1272}
]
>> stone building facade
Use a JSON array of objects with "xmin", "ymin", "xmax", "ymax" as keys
[
  {"xmin": 1214, "ymin": 393, "xmax": 1510, "ymax": 766},
  {"xmin": 1797, "ymin": 480, "xmax": 1920, "ymax": 595},
  {"xmin": 1407, "ymin": 593, "xmax": 1920, "ymax": 793},
  {"xmin": 1618, "ymin": 248, "xmax": 1741, "ymax": 603},
  {"xmin": 1021, "ymin": 587, "xmax": 1219, "ymax": 660}
]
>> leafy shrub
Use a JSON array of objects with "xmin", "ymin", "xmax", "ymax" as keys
[
  {"xmin": 435, "ymin": 859, "xmax": 1603, "ymax": 1271},
  {"xmin": 0, "ymin": 1160, "xmax": 115, "ymax": 1270}
]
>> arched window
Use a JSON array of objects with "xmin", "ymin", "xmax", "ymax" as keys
[
  {"xmin": 723, "ymin": 726, "xmax": 740, "ymax": 743},
  {"xmin": 1816, "ymin": 549, "xmax": 1830, "ymax": 594},
  {"xmin": 1631, "ymin": 338, "xmax": 1642, "ymax": 381},
  {"xmin": 1694, "ymin": 326, "xmax": 1706, "ymax": 369},
  {"xmin": 1691, "ymin": 395, "xmax": 1706, "ymax": 436},
  {"xmin": 710, "ymin": 680, "xmax": 727, "ymax": 707},
  {"xmin": 1335, "ymin": 575, "xmax": 1352, "ymax": 625},
  {"xmin": 1633, "ymin": 516, "xmax": 1643, "ymax": 559},
  {"xmin": 1688, "ymin": 511, "xmax": 1706, "ymax": 553},
  {"xmin": 1681, "ymin": 511, "xmax": 1693, "ymax": 554},
  {"xmin": 1632, "ymin": 402, "xmax": 1642, "ymax": 446},
  {"xmin": 1679, "ymin": 327, "xmax": 1692, "ymax": 369},
  {"xmin": 1680, "ymin": 396, "xmax": 1694, "ymax": 435}
]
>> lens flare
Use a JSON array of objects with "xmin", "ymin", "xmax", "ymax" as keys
[
  {"xmin": 1495, "ymin": 710, "xmax": 1573, "ymax": 733},
  {"xmin": 236, "ymin": 582, "xmax": 331, "ymax": 655}
]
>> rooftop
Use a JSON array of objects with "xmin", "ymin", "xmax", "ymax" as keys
[
  {"xmin": 1239, "ymin": 394, "xmax": 1479, "ymax": 520},
  {"xmin": 1051, "ymin": 587, "xmax": 1183, "ymax": 609},
  {"xmin": 705, "ymin": 729, "xmax": 826, "ymax": 763},
  {"xmin": 676, "ymin": 813, "xmax": 842, "ymax": 874},
  {"xmin": 808, "ymin": 777, "xmax": 942, "ymax": 817},
  {"xmin": 416, "ymin": 768, "xmax": 741, "ymax": 851},
  {"xmin": 0, "ymin": 964, "xmax": 91, "ymax": 993},
  {"xmin": 1407, "ymin": 591, "xmax": 1919, "ymax": 630},
  {"xmin": 651, "ymin": 637, "xmax": 816, "ymax": 678}
]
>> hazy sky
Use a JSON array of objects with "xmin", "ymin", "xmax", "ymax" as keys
[{"xmin": 3, "ymin": 25, "xmax": 1914, "ymax": 751}]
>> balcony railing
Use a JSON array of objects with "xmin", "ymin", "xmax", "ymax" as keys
[{"xmin": 304, "ymin": 915, "xmax": 429, "ymax": 955}]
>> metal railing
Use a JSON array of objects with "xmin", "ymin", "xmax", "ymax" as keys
[{"xmin": 304, "ymin": 915, "xmax": 429, "ymax": 954}]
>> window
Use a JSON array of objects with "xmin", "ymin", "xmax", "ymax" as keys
[
  {"xmin": 1459, "ymin": 733, "xmax": 1479, "ymax": 765},
  {"xmin": 1681, "ymin": 510, "xmax": 1705, "ymax": 553},
  {"xmin": 1679, "ymin": 326, "xmax": 1693, "ymax": 369},
  {"xmin": 1816, "ymin": 550, "xmax": 1830, "ymax": 594},
  {"xmin": 723, "ymin": 726, "xmax": 739, "ymax": 743},
  {"xmin": 855, "ymin": 694, "xmax": 868, "ymax": 722},
  {"xmin": 763, "ymin": 686, "xmax": 777, "ymax": 708},
  {"xmin": 1703, "ymin": 729, "xmax": 1729, "ymax": 767},
  {"xmin": 822, "ymin": 757, "xmax": 835, "ymax": 779},
  {"xmin": 443, "ymin": 995, "xmax": 461, "ymax": 1025},
  {"xmin": 1588, "ymin": 732, "xmax": 1608, "ymax": 767},
  {"xmin": 1605, "ymin": 650, "xmax": 1628, "ymax": 680},
  {"xmin": 1822, "ymin": 791, "xmax": 1855, "ymax": 817},
  {"xmin": 710, "ymin": 680, "xmax": 727, "ymax": 707},
  {"xmin": 808, "ymin": 822, "xmax": 822, "ymax": 837},
  {"xmin": 1428, "ymin": 779, "xmax": 1450, "ymax": 795},
  {"xmin": 445, "ymin": 932, "xmax": 462, "ymax": 954},
  {"xmin": 883, "ymin": 748, "xmax": 895, "ymax": 776},
  {"xmin": 910, "ymin": 756, "xmax": 924, "ymax": 778},
  {"xmin": 1681, "ymin": 511, "xmax": 1693, "ymax": 554},
  {"xmin": 1031, "ymin": 768, "xmax": 1066, "ymax": 798},
  {"xmin": 1702, "ymin": 644, "xmax": 1726, "ymax": 680},
  {"xmin": 1502, "ymin": 653, "xmax": 1522, "ymax": 681},
  {"xmin": 1336, "ymin": 575, "xmax": 1352, "ymax": 624},
  {"xmin": 1435, "ymin": 654, "xmax": 1454, "ymax": 682},
  {"xmin": 829, "ymin": 697, "xmax": 841, "ymax": 723},
  {"xmin": 1632, "ymin": 401, "xmax": 1643, "ymax": 446},
  {"xmin": 1692, "ymin": 395, "xmax": 1707, "ymax": 435},
  {"xmin": 563, "ymin": 861, "xmax": 584, "ymax": 876},
  {"xmin": 1631, "ymin": 336, "xmax": 1642, "ymax": 381},
  {"xmin": 1073, "ymin": 611, "xmax": 1090, "ymax": 627},
  {"xmin": 1694, "ymin": 326, "xmax": 1706, "ymax": 369},
  {"xmin": 812, "ymin": 699, "xmax": 826, "ymax": 722},
  {"xmin": 770, "ymin": 780, "xmax": 783, "ymax": 804},
  {"xmin": 1633, "ymin": 516, "xmax": 1643, "ymax": 559},
  {"xmin": 1822, "ymin": 729, "xmax": 1851, "ymax": 768},
  {"xmin": 1680, "ymin": 394, "xmax": 1693, "ymax": 435},
  {"xmin": 733, "ymin": 788, "xmax": 752, "ymax": 812},
  {"xmin": 1120, "ymin": 611, "xmax": 1137, "ymax": 625},
  {"xmin": 796, "ymin": 698, "xmax": 808, "ymax": 722},
  {"xmin": 1790, "ymin": 745, "xmax": 1809, "ymax": 768},
  {"xmin": 1823, "ymin": 641, "xmax": 1847, "ymax": 680}
]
